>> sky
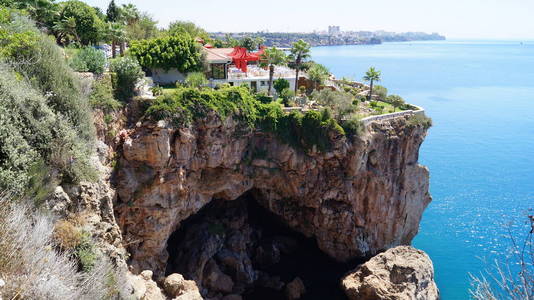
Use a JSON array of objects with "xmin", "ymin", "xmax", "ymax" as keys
[{"xmin": 81, "ymin": 0, "xmax": 534, "ymax": 39}]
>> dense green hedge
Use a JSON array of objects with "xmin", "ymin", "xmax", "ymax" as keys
[
  {"xmin": 145, "ymin": 86, "xmax": 346, "ymax": 152},
  {"xmin": 129, "ymin": 34, "xmax": 204, "ymax": 72}
]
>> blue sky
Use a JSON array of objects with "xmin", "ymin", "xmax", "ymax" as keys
[{"xmin": 81, "ymin": 0, "xmax": 534, "ymax": 39}]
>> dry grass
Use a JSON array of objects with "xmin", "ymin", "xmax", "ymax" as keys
[{"xmin": 0, "ymin": 194, "xmax": 131, "ymax": 300}]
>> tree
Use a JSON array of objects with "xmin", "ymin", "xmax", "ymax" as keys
[
  {"xmin": 3, "ymin": 0, "xmax": 58, "ymax": 29},
  {"xmin": 240, "ymin": 36, "xmax": 257, "ymax": 51},
  {"xmin": 106, "ymin": 0, "xmax": 120, "ymax": 22},
  {"xmin": 311, "ymin": 89, "xmax": 356, "ymax": 121},
  {"xmin": 363, "ymin": 67, "xmax": 381, "ymax": 101},
  {"xmin": 387, "ymin": 95, "xmax": 405, "ymax": 111},
  {"xmin": 273, "ymin": 78, "xmax": 290, "ymax": 95},
  {"xmin": 110, "ymin": 57, "xmax": 144, "ymax": 102},
  {"xmin": 120, "ymin": 3, "xmax": 139, "ymax": 25},
  {"xmin": 55, "ymin": 0, "xmax": 103, "ymax": 46},
  {"xmin": 307, "ymin": 63, "xmax": 330, "ymax": 90},
  {"xmin": 289, "ymin": 39, "xmax": 311, "ymax": 95},
  {"xmin": 167, "ymin": 21, "xmax": 209, "ymax": 40},
  {"xmin": 129, "ymin": 34, "xmax": 204, "ymax": 73},
  {"xmin": 107, "ymin": 22, "xmax": 126, "ymax": 57},
  {"xmin": 125, "ymin": 12, "xmax": 158, "ymax": 40},
  {"xmin": 260, "ymin": 47, "xmax": 287, "ymax": 96}
]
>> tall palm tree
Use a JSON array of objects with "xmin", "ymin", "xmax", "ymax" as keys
[
  {"xmin": 363, "ymin": 67, "xmax": 381, "ymax": 101},
  {"xmin": 260, "ymin": 47, "xmax": 287, "ymax": 96},
  {"xmin": 107, "ymin": 22, "xmax": 126, "ymax": 58},
  {"xmin": 308, "ymin": 63, "xmax": 330, "ymax": 91},
  {"xmin": 120, "ymin": 4, "xmax": 140, "ymax": 26},
  {"xmin": 289, "ymin": 39, "xmax": 311, "ymax": 94}
]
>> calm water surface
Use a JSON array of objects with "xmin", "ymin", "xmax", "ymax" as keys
[{"xmin": 312, "ymin": 40, "xmax": 534, "ymax": 299}]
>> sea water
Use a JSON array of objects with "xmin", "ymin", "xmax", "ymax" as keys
[{"xmin": 312, "ymin": 40, "xmax": 534, "ymax": 299}]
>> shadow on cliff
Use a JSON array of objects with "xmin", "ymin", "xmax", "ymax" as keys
[{"xmin": 165, "ymin": 192, "xmax": 363, "ymax": 300}]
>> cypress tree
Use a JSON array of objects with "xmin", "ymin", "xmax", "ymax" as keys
[{"xmin": 106, "ymin": 0, "xmax": 120, "ymax": 22}]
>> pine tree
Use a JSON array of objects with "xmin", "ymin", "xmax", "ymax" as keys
[{"xmin": 106, "ymin": 0, "xmax": 120, "ymax": 22}]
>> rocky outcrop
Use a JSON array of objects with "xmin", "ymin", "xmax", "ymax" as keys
[
  {"xmin": 115, "ymin": 113, "xmax": 431, "ymax": 278},
  {"xmin": 341, "ymin": 246, "xmax": 439, "ymax": 300}
]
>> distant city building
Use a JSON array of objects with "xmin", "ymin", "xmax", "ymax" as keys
[{"xmin": 328, "ymin": 26, "xmax": 341, "ymax": 36}]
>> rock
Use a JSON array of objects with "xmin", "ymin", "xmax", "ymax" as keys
[
  {"xmin": 163, "ymin": 273, "xmax": 202, "ymax": 299},
  {"xmin": 116, "ymin": 114, "xmax": 431, "ymax": 276},
  {"xmin": 45, "ymin": 186, "xmax": 72, "ymax": 216},
  {"xmin": 127, "ymin": 271, "xmax": 166, "ymax": 300},
  {"xmin": 341, "ymin": 246, "xmax": 439, "ymax": 300},
  {"xmin": 285, "ymin": 277, "xmax": 306, "ymax": 300},
  {"xmin": 222, "ymin": 295, "xmax": 242, "ymax": 300},
  {"xmin": 203, "ymin": 259, "xmax": 234, "ymax": 294},
  {"xmin": 141, "ymin": 270, "xmax": 153, "ymax": 281},
  {"xmin": 0, "ymin": 278, "xmax": 5, "ymax": 288}
]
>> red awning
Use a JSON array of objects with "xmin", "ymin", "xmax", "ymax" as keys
[{"xmin": 227, "ymin": 47, "xmax": 264, "ymax": 72}]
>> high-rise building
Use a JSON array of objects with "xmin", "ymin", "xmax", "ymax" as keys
[{"xmin": 328, "ymin": 26, "xmax": 341, "ymax": 36}]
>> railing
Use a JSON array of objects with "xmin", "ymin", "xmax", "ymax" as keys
[{"xmin": 361, "ymin": 104, "xmax": 425, "ymax": 126}]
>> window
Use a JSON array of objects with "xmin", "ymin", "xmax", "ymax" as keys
[
  {"xmin": 260, "ymin": 81, "xmax": 266, "ymax": 86},
  {"xmin": 210, "ymin": 64, "xmax": 226, "ymax": 79}
]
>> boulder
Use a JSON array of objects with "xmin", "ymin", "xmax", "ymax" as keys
[
  {"xmin": 341, "ymin": 246, "xmax": 439, "ymax": 300},
  {"xmin": 285, "ymin": 277, "xmax": 306, "ymax": 300},
  {"xmin": 163, "ymin": 273, "xmax": 202, "ymax": 299}
]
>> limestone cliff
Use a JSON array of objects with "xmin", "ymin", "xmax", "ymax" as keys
[{"xmin": 114, "ymin": 113, "xmax": 431, "ymax": 279}]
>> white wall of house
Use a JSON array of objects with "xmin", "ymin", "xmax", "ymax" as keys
[
  {"xmin": 151, "ymin": 68, "xmax": 186, "ymax": 85},
  {"xmin": 209, "ymin": 77, "xmax": 297, "ymax": 93}
]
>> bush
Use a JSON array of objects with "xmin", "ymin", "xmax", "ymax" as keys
[
  {"xmin": 373, "ymin": 85, "xmax": 388, "ymax": 100},
  {"xmin": 53, "ymin": 219, "xmax": 83, "ymax": 251},
  {"xmin": 311, "ymin": 89, "xmax": 357, "ymax": 121},
  {"xmin": 185, "ymin": 71, "xmax": 208, "ymax": 88},
  {"xmin": 273, "ymin": 78, "xmax": 290, "ymax": 95},
  {"xmin": 69, "ymin": 47, "xmax": 106, "ymax": 74},
  {"xmin": 89, "ymin": 75, "xmax": 122, "ymax": 112},
  {"xmin": 255, "ymin": 91, "xmax": 273, "ymax": 104},
  {"xmin": 280, "ymin": 88, "xmax": 295, "ymax": 106},
  {"xmin": 0, "ymin": 196, "xmax": 130, "ymax": 300},
  {"xmin": 110, "ymin": 56, "xmax": 144, "ymax": 102},
  {"xmin": 129, "ymin": 33, "xmax": 204, "ymax": 72},
  {"xmin": 75, "ymin": 232, "xmax": 97, "ymax": 272},
  {"xmin": 151, "ymin": 85, "xmax": 164, "ymax": 96},
  {"xmin": 407, "ymin": 114, "xmax": 433, "ymax": 129},
  {"xmin": 342, "ymin": 116, "xmax": 364, "ymax": 139}
]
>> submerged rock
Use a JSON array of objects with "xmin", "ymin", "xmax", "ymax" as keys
[{"xmin": 341, "ymin": 246, "xmax": 439, "ymax": 300}]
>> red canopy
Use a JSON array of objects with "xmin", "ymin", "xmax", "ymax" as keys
[{"xmin": 227, "ymin": 46, "xmax": 265, "ymax": 72}]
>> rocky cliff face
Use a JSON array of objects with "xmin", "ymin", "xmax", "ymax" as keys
[{"xmin": 114, "ymin": 113, "xmax": 431, "ymax": 281}]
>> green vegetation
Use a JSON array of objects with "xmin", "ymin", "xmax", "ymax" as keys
[
  {"xmin": 311, "ymin": 89, "xmax": 357, "ymax": 121},
  {"xmin": 55, "ymin": 0, "xmax": 104, "ymax": 46},
  {"xmin": 289, "ymin": 39, "xmax": 311, "ymax": 94},
  {"xmin": 185, "ymin": 71, "xmax": 208, "ymax": 88},
  {"xmin": 260, "ymin": 47, "xmax": 287, "ymax": 96},
  {"xmin": 75, "ymin": 232, "xmax": 97, "ymax": 272},
  {"xmin": 145, "ymin": 86, "xmax": 350, "ymax": 151},
  {"xmin": 110, "ymin": 56, "xmax": 144, "ymax": 102},
  {"xmin": 407, "ymin": 114, "xmax": 433, "ymax": 129},
  {"xmin": 129, "ymin": 34, "xmax": 204, "ymax": 72},
  {"xmin": 386, "ymin": 94, "xmax": 406, "ymax": 111},
  {"xmin": 0, "ymin": 11, "xmax": 96, "ymax": 192},
  {"xmin": 307, "ymin": 63, "xmax": 330, "ymax": 89},
  {"xmin": 273, "ymin": 78, "xmax": 290, "ymax": 95},
  {"xmin": 69, "ymin": 46, "xmax": 106, "ymax": 74},
  {"xmin": 89, "ymin": 74, "xmax": 122, "ymax": 112},
  {"xmin": 363, "ymin": 67, "xmax": 381, "ymax": 101}
]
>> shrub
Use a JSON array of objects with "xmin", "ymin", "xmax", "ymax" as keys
[
  {"xmin": 342, "ymin": 116, "xmax": 364, "ymax": 139},
  {"xmin": 129, "ymin": 33, "xmax": 204, "ymax": 72},
  {"xmin": 151, "ymin": 85, "xmax": 164, "ymax": 96},
  {"xmin": 69, "ymin": 47, "xmax": 106, "ymax": 74},
  {"xmin": 89, "ymin": 75, "xmax": 122, "ymax": 112},
  {"xmin": 373, "ymin": 85, "xmax": 388, "ymax": 100},
  {"xmin": 311, "ymin": 89, "xmax": 357, "ymax": 121},
  {"xmin": 280, "ymin": 88, "xmax": 295, "ymax": 106},
  {"xmin": 0, "ymin": 196, "xmax": 130, "ymax": 300},
  {"xmin": 75, "ymin": 232, "xmax": 97, "ymax": 272},
  {"xmin": 110, "ymin": 56, "xmax": 144, "ymax": 102},
  {"xmin": 407, "ymin": 114, "xmax": 433, "ymax": 129},
  {"xmin": 185, "ymin": 71, "xmax": 208, "ymax": 88},
  {"xmin": 273, "ymin": 78, "xmax": 290, "ymax": 95},
  {"xmin": 53, "ymin": 219, "xmax": 83, "ymax": 251},
  {"xmin": 386, "ymin": 94, "xmax": 406, "ymax": 111},
  {"xmin": 255, "ymin": 91, "xmax": 273, "ymax": 104}
]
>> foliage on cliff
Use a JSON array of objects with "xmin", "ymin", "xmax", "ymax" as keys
[
  {"xmin": 144, "ymin": 86, "xmax": 346, "ymax": 152},
  {"xmin": 0, "ymin": 11, "xmax": 95, "ymax": 193},
  {"xmin": 129, "ymin": 33, "xmax": 204, "ymax": 72}
]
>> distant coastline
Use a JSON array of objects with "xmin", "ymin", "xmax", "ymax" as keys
[{"xmin": 210, "ymin": 31, "xmax": 446, "ymax": 48}]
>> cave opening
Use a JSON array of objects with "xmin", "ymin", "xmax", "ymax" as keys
[{"xmin": 165, "ymin": 192, "xmax": 362, "ymax": 300}]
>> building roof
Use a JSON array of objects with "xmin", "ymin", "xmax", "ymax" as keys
[{"xmin": 203, "ymin": 47, "xmax": 233, "ymax": 64}]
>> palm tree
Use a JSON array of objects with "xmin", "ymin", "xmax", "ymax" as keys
[
  {"xmin": 289, "ymin": 39, "xmax": 311, "ymax": 94},
  {"xmin": 53, "ymin": 16, "xmax": 78, "ymax": 45},
  {"xmin": 260, "ymin": 47, "xmax": 287, "ymax": 96},
  {"xmin": 308, "ymin": 63, "xmax": 330, "ymax": 91},
  {"xmin": 363, "ymin": 67, "xmax": 381, "ymax": 101},
  {"xmin": 120, "ymin": 4, "xmax": 140, "ymax": 26},
  {"xmin": 107, "ymin": 22, "xmax": 126, "ymax": 58}
]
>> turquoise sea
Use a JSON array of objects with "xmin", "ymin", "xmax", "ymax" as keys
[{"xmin": 312, "ymin": 40, "xmax": 534, "ymax": 299}]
